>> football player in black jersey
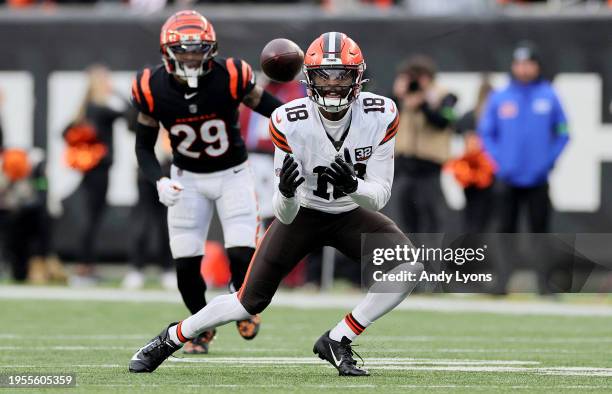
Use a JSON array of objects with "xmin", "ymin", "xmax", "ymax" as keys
[{"xmin": 131, "ymin": 10, "xmax": 283, "ymax": 354}]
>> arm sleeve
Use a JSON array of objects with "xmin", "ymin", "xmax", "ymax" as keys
[
  {"xmin": 134, "ymin": 120, "xmax": 162, "ymax": 185},
  {"xmin": 252, "ymin": 89, "xmax": 284, "ymax": 118},
  {"xmin": 477, "ymin": 93, "xmax": 499, "ymax": 164},
  {"xmin": 349, "ymin": 138, "xmax": 395, "ymax": 211},
  {"xmin": 420, "ymin": 93, "xmax": 458, "ymax": 130},
  {"xmin": 547, "ymin": 92, "xmax": 570, "ymax": 168},
  {"xmin": 272, "ymin": 147, "xmax": 300, "ymax": 224}
]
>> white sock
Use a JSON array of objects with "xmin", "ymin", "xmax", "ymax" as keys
[
  {"xmin": 168, "ymin": 324, "xmax": 182, "ymax": 346},
  {"xmin": 178, "ymin": 293, "xmax": 251, "ymax": 341},
  {"xmin": 330, "ymin": 262, "xmax": 423, "ymax": 342},
  {"xmin": 329, "ymin": 313, "xmax": 366, "ymax": 342}
]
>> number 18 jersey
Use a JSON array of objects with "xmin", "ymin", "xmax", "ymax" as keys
[{"xmin": 269, "ymin": 92, "xmax": 399, "ymax": 214}]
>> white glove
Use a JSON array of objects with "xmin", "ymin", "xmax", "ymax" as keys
[{"xmin": 156, "ymin": 177, "xmax": 184, "ymax": 207}]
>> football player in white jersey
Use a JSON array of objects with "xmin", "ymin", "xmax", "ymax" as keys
[{"xmin": 129, "ymin": 32, "xmax": 423, "ymax": 376}]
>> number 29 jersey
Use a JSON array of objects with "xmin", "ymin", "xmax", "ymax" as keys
[
  {"xmin": 269, "ymin": 92, "xmax": 399, "ymax": 214},
  {"xmin": 131, "ymin": 58, "xmax": 255, "ymax": 173}
]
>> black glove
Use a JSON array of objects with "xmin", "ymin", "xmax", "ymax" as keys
[
  {"xmin": 322, "ymin": 148, "xmax": 358, "ymax": 194},
  {"xmin": 278, "ymin": 154, "xmax": 305, "ymax": 198}
]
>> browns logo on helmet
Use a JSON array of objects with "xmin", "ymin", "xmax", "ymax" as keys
[
  {"xmin": 303, "ymin": 32, "xmax": 366, "ymax": 113},
  {"xmin": 160, "ymin": 10, "xmax": 218, "ymax": 88}
]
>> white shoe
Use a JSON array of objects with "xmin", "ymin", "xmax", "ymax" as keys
[
  {"xmin": 161, "ymin": 271, "xmax": 178, "ymax": 290},
  {"xmin": 122, "ymin": 271, "xmax": 145, "ymax": 289}
]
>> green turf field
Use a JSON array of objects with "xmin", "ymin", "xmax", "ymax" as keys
[{"xmin": 0, "ymin": 298, "xmax": 611, "ymax": 393}]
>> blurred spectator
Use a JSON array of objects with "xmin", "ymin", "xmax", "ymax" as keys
[
  {"xmin": 449, "ymin": 77, "xmax": 495, "ymax": 233},
  {"xmin": 392, "ymin": 55, "xmax": 457, "ymax": 233},
  {"xmin": 478, "ymin": 41, "xmax": 569, "ymax": 233},
  {"xmin": 64, "ymin": 64, "xmax": 127, "ymax": 286},
  {"xmin": 0, "ymin": 148, "xmax": 66, "ymax": 283}
]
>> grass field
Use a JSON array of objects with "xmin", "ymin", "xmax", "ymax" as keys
[{"xmin": 0, "ymin": 294, "xmax": 611, "ymax": 393}]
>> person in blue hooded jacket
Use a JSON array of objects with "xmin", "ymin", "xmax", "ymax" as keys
[{"xmin": 478, "ymin": 41, "xmax": 569, "ymax": 233}]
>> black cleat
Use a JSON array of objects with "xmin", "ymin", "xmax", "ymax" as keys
[
  {"xmin": 129, "ymin": 322, "xmax": 181, "ymax": 373},
  {"xmin": 313, "ymin": 330, "xmax": 369, "ymax": 376}
]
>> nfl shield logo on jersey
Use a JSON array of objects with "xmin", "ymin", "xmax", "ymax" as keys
[
  {"xmin": 189, "ymin": 104, "xmax": 198, "ymax": 114},
  {"xmin": 355, "ymin": 146, "xmax": 372, "ymax": 161}
]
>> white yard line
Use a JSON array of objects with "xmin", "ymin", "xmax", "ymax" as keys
[
  {"xmin": 1, "ymin": 357, "xmax": 611, "ymax": 378},
  {"xmin": 0, "ymin": 285, "xmax": 610, "ymax": 316},
  {"xmin": 0, "ymin": 345, "xmax": 600, "ymax": 355},
  {"xmin": 83, "ymin": 383, "xmax": 612, "ymax": 389},
  {"xmin": 167, "ymin": 357, "xmax": 540, "ymax": 365},
  {"xmin": 366, "ymin": 335, "xmax": 612, "ymax": 344}
]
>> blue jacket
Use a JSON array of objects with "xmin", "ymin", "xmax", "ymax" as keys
[{"xmin": 478, "ymin": 78, "xmax": 569, "ymax": 187}]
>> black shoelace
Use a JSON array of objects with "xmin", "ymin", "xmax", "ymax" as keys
[{"xmin": 338, "ymin": 343, "xmax": 365, "ymax": 368}]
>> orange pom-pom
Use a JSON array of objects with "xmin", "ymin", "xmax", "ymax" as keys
[
  {"xmin": 64, "ymin": 143, "xmax": 107, "ymax": 172},
  {"xmin": 64, "ymin": 123, "xmax": 97, "ymax": 146},
  {"xmin": 2, "ymin": 148, "xmax": 32, "ymax": 182}
]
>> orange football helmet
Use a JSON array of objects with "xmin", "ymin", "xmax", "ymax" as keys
[
  {"xmin": 303, "ymin": 32, "xmax": 366, "ymax": 113},
  {"xmin": 160, "ymin": 10, "xmax": 217, "ymax": 88}
]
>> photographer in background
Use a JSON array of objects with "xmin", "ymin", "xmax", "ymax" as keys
[{"xmin": 392, "ymin": 55, "xmax": 457, "ymax": 232}]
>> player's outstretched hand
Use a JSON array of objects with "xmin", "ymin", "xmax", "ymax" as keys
[
  {"xmin": 156, "ymin": 177, "xmax": 184, "ymax": 207},
  {"xmin": 278, "ymin": 154, "xmax": 305, "ymax": 198},
  {"xmin": 323, "ymin": 148, "xmax": 358, "ymax": 194}
]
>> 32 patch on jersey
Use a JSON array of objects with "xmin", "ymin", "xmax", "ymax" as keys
[{"xmin": 355, "ymin": 146, "xmax": 372, "ymax": 161}]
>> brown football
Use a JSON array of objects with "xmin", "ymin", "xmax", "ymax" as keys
[{"xmin": 260, "ymin": 38, "xmax": 304, "ymax": 83}]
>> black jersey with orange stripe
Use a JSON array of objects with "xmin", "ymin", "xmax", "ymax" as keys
[{"xmin": 131, "ymin": 57, "xmax": 256, "ymax": 173}]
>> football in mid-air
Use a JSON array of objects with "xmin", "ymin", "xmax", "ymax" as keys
[{"xmin": 260, "ymin": 38, "xmax": 304, "ymax": 82}]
